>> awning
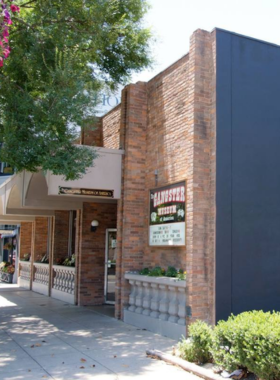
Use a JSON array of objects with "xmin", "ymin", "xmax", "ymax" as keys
[{"xmin": 0, "ymin": 146, "xmax": 124, "ymax": 223}]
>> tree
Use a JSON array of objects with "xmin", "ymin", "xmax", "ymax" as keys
[{"xmin": 0, "ymin": 0, "xmax": 151, "ymax": 180}]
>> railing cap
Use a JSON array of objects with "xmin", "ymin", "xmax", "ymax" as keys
[{"xmin": 124, "ymin": 273, "xmax": 186, "ymax": 287}]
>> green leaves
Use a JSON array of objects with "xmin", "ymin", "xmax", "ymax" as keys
[
  {"xmin": 211, "ymin": 311, "xmax": 280, "ymax": 379},
  {"xmin": 0, "ymin": 0, "xmax": 151, "ymax": 179}
]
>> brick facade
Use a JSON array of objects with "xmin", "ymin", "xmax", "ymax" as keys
[
  {"xmin": 115, "ymin": 29, "xmax": 216, "ymax": 326},
  {"xmin": 102, "ymin": 104, "xmax": 121, "ymax": 149},
  {"xmin": 82, "ymin": 118, "xmax": 103, "ymax": 147},
  {"xmin": 16, "ymin": 28, "xmax": 217, "ymax": 330},
  {"xmin": 77, "ymin": 202, "xmax": 117, "ymax": 306},
  {"xmin": 19, "ymin": 222, "xmax": 33, "ymax": 260},
  {"xmin": 34, "ymin": 217, "xmax": 49, "ymax": 262},
  {"xmin": 53, "ymin": 211, "xmax": 70, "ymax": 263}
]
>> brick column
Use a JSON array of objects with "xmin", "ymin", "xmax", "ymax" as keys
[
  {"xmin": 19, "ymin": 222, "xmax": 33, "ymax": 260},
  {"xmin": 115, "ymin": 82, "xmax": 148, "ymax": 319},
  {"xmin": 53, "ymin": 211, "xmax": 70, "ymax": 264},
  {"xmin": 34, "ymin": 217, "xmax": 49, "ymax": 262},
  {"xmin": 77, "ymin": 202, "xmax": 117, "ymax": 306},
  {"xmin": 186, "ymin": 29, "xmax": 216, "ymax": 325}
]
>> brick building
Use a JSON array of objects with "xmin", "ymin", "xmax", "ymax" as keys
[{"xmin": 1, "ymin": 28, "xmax": 280, "ymax": 339}]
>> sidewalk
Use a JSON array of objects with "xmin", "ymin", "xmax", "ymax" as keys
[{"xmin": 0, "ymin": 286, "xmax": 200, "ymax": 380}]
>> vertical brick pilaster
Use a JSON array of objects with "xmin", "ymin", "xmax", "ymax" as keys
[
  {"xmin": 186, "ymin": 29, "xmax": 216, "ymax": 325},
  {"xmin": 75, "ymin": 210, "xmax": 82, "ymax": 305},
  {"xmin": 77, "ymin": 202, "xmax": 117, "ymax": 306},
  {"xmin": 34, "ymin": 217, "xmax": 49, "ymax": 262},
  {"xmin": 19, "ymin": 222, "xmax": 33, "ymax": 260},
  {"xmin": 115, "ymin": 82, "xmax": 148, "ymax": 319},
  {"xmin": 53, "ymin": 211, "xmax": 70, "ymax": 264}
]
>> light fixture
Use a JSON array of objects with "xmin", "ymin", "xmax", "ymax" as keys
[{"xmin": 91, "ymin": 220, "xmax": 99, "ymax": 232}]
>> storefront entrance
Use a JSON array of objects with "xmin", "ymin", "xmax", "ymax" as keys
[{"xmin": 104, "ymin": 229, "xmax": 117, "ymax": 304}]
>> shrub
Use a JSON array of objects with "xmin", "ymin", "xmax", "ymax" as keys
[
  {"xmin": 139, "ymin": 267, "xmax": 150, "ymax": 275},
  {"xmin": 211, "ymin": 311, "xmax": 280, "ymax": 380},
  {"xmin": 178, "ymin": 320, "xmax": 213, "ymax": 364},
  {"xmin": 165, "ymin": 266, "xmax": 178, "ymax": 277},
  {"xmin": 148, "ymin": 266, "xmax": 164, "ymax": 277}
]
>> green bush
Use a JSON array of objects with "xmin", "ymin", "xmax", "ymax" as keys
[
  {"xmin": 178, "ymin": 320, "xmax": 213, "ymax": 364},
  {"xmin": 139, "ymin": 267, "xmax": 150, "ymax": 275},
  {"xmin": 165, "ymin": 266, "xmax": 178, "ymax": 277},
  {"xmin": 148, "ymin": 266, "xmax": 164, "ymax": 277},
  {"xmin": 211, "ymin": 311, "xmax": 280, "ymax": 380}
]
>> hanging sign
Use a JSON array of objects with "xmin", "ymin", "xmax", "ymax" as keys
[
  {"xmin": 59, "ymin": 187, "xmax": 114, "ymax": 198},
  {"xmin": 149, "ymin": 181, "xmax": 186, "ymax": 246}
]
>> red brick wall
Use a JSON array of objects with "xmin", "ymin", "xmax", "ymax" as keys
[
  {"xmin": 77, "ymin": 202, "xmax": 117, "ymax": 306},
  {"xmin": 82, "ymin": 118, "xmax": 103, "ymax": 147},
  {"xmin": 115, "ymin": 29, "xmax": 216, "ymax": 325},
  {"xmin": 53, "ymin": 211, "xmax": 70, "ymax": 263},
  {"xmin": 102, "ymin": 104, "xmax": 121, "ymax": 149},
  {"xmin": 185, "ymin": 29, "xmax": 216, "ymax": 325},
  {"xmin": 115, "ymin": 82, "xmax": 148, "ymax": 318},
  {"xmin": 19, "ymin": 222, "xmax": 33, "ymax": 260},
  {"xmin": 143, "ymin": 54, "xmax": 189, "ymax": 270},
  {"xmin": 34, "ymin": 217, "xmax": 49, "ymax": 262}
]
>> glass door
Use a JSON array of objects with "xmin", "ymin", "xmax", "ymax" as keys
[{"xmin": 104, "ymin": 229, "xmax": 117, "ymax": 304}]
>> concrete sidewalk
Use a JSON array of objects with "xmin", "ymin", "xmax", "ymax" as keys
[{"xmin": 0, "ymin": 286, "xmax": 199, "ymax": 380}]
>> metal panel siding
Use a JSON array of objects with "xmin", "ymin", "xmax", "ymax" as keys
[
  {"xmin": 216, "ymin": 31, "xmax": 233, "ymax": 321},
  {"xmin": 216, "ymin": 30, "xmax": 280, "ymax": 321}
]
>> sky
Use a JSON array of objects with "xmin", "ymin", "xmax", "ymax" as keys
[
  {"xmin": 132, "ymin": 0, "xmax": 280, "ymax": 82},
  {"xmin": 99, "ymin": 0, "xmax": 280, "ymax": 114}
]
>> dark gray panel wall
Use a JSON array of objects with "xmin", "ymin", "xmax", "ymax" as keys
[{"xmin": 216, "ymin": 30, "xmax": 280, "ymax": 322}]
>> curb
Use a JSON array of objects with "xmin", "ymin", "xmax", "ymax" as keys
[{"xmin": 146, "ymin": 349, "xmax": 222, "ymax": 380}]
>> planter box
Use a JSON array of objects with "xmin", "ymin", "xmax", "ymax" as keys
[
  {"xmin": 124, "ymin": 273, "xmax": 187, "ymax": 340},
  {"xmin": 0, "ymin": 272, "xmax": 13, "ymax": 283}
]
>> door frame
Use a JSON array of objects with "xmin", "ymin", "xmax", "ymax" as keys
[{"xmin": 104, "ymin": 228, "xmax": 117, "ymax": 304}]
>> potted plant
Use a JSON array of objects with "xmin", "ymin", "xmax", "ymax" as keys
[
  {"xmin": 0, "ymin": 261, "xmax": 15, "ymax": 283},
  {"xmin": 22, "ymin": 253, "xmax": 31, "ymax": 262}
]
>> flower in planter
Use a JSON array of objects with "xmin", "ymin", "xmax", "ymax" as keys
[
  {"xmin": 3, "ymin": 242, "xmax": 12, "ymax": 250},
  {"xmin": 62, "ymin": 254, "xmax": 75, "ymax": 267},
  {"xmin": 22, "ymin": 253, "xmax": 30, "ymax": 262},
  {"xmin": 56, "ymin": 258, "xmax": 65, "ymax": 265},
  {"xmin": 6, "ymin": 265, "xmax": 15, "ymax": 274}
]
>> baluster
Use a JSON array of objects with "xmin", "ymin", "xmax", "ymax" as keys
[
  {"xmin": 168, "ymin": 286, "xmax": 179, "ymax": 323},
  {"xmin": 128, "ymin": 280, "xmax": 137, "ymax": 311},
  {"xmin": 135, "ymin": 281, "xmax": 144, "ymax": 314},
  {"xmin": 177, "ymin": 287, "xmax": 186, "ymax": 325},
  {"xmin": 142, "ymin": 282, "xmax": 152, "ymax": 316},
  {"xmin": 159, "ymin": 284, "xmax": 169, "ymax": 321},
  {"xmin": 63, "ymin": 270, "xmax": 67, "ymax": 292},
  {"xmin": 66, "ymin": 271, "xmax": 70, "ymax": 293},
  {"xmin": 59, "ymin": 270, "xmax": 63, "ymax": 291},
  {"xmin": 150, "ymin": 283, "xmax": 160, "ymax": 319},
  {"xmin": 54, "ymin": 268, "xmax": 57, "ymax": 289}
]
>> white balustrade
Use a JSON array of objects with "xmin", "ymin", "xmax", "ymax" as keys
[
  {"xmin": 124, "ymin": 273, "xmax": 186, "ymax": 340},
  {"xmin": 150, "ymin": 283, "xmax": 160, "ymax": 318},
  {"xmin": 19, "ymin": 261, "xmax": 31, "ymax": 282},
  {"xmin": 159, "ymin": 284, "xmax": 169, "ymax": 321},
  {"xmin": 128, "ymin": 280, "xmax": 137, "ymax": 312},
  {"xmin": 178, "ymin": 287, "xmax": 187, "ymax": 325},
  {"xmin": 52, "ymin": 265, "xmax": 75, "ymax": 295},
  {"xmin": 142, "ymin": 282, "xmax": 151, "ymax": 316},
  {"xmin": 33, "ymin": 263, "xmax": 49, "ymax": 286},
  {"xmin": 168, "ymin": 285, "xmax": 179, "ymax": 323},
  {"xmin": 135, "ymin": 281, "xmax": 144, "ymax": 314}
]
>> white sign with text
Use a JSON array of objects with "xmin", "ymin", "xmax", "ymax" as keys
[{"xmin": 149, "ymin": 222, "xmax": 185, "ymax": 246}]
